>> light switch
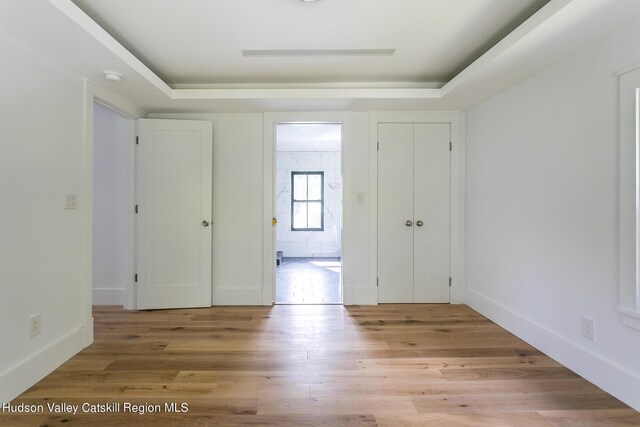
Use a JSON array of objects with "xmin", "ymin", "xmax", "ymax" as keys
[
  {"xmin": 356, "ymin": 192, "xmax": 365, "ymax": 204},
  {"xmin": 65, "ymin": 193, "xmax": 77, "ymax": 209}
]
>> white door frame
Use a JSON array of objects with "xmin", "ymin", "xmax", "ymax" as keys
[
  {"xmin": 263, "ymin": 112, "xmax": 352, "ymax": 305},
  {"xmin": 82, "ymin": 80, "xmax": 145, "ymax": 342},
  {"xmin": 369, "ymin": 112, "xmax": 466, "ymax": 304}
]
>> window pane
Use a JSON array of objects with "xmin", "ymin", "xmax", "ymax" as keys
[
  {"xmin": 308, "ymin": 174, "xmax": 322, "ymax": 200},
  {"xmin": 292, "ymin": 202, "xmax": 307, "ymax": 229},
  {"xmin": 293, "ymin": 174, "xmax": 307, "ymax": 200},
  {"xmin": 308, "ymin": 202, "xmax": 322, "ymax": 228}
]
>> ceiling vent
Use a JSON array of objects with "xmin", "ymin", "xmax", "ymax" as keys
[{"xmin": 241, "ymin": 49, "xmax": 395, "ymax": 57}]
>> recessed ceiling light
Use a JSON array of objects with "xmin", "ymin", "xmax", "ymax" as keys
[
  {"xmin": 104, "ymin": 71, "xmax": 123, "ymax": 82},
  {"xmin": 301, "ymin": 0, "xmax": 319, "ymax": 2}
]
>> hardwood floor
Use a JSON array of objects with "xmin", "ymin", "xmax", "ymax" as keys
[{"xmin": 4, "ymin": 304, "xmax": 639, "ymax": 426}]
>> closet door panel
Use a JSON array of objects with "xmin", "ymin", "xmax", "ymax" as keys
[
  {"xmin": 413, "ymin": 123, "xmax": 450, "ymax": 303},
  {"xmin": 378, "ymin": 123, "xmax": 414, "ymax": 303}
]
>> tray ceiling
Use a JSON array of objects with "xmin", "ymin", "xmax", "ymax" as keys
[
  {"xmin": 3, "ymin": 0, "xmax": 638, "ymax": 112},
  {"xmin": 71, "ymin": 0, "xmax": 549, "ymax": 86}
]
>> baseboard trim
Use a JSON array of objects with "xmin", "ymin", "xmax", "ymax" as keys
[
  {"xmin": 466, "ymin": 288, "xmax": 640, "ymax": 411},
  {"xmin": 350, "ymin": 287, "xmax": 378, "ymax": 305},
  {"xmin": 212, "ymin": 288, "xmax": 262, "ymax": 305},
  {"xmin": 92, "ymin": 287, "xmax": 125, "ymax": 305},
  {"xmin": 450, "ymin": 284, "xmax": 465, "ymax": 304},
  {"xmin": 0, "ymin": 325, "xmax": 84, "ymax": 403},
  {"xmin": 82, "ymin": 316, "xmax": 94, "ymax": 347}
]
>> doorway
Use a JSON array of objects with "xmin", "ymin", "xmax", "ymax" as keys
[
  {"xmin": 274, "ymin": 123, "xmax": 343, "ymax": 304},
  {"xmin": 91, "ymin": 101, "xmax": 135, "ymax": 307}
]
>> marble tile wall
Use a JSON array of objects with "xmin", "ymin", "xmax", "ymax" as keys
[{"xmin": 276, "ymin": 151, "xmax": 341, "ymax": 257}]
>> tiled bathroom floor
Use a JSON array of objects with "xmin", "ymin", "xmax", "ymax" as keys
[{"xmin": 276, "ymin": 257, "xmax": 342, "ymax": 304}]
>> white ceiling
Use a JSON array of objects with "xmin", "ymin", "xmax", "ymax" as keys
[
  {"xmin": 70, "ymin": 0, "xmax": 548, "ymax": 86},
  {"xmin": 276, "ymin": 124, "xmax": 342, "ymax": 152},
  {"xmin": 1, "ymin": 0, "xmax": 639, "ymax": 112}
]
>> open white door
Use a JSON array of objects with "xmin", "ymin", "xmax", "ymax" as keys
[{"xmin": 136, "ymin": 118, "xmax": 212, "ymax": 310}]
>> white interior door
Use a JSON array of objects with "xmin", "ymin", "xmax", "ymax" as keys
[
  {"xmin": 413, "ymin": 124, "xmax": 451, "ymax": 303},
  {"xmin": 136, "ymin": 118, "xmax": 212, "ymax": 309},
  {"xmin": 377, "ymin": 123, "xmax": 414, "ymax": 303}
]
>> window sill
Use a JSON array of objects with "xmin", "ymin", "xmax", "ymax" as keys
[{"xmin": 619, "ymin": 307, "xmax": 640, "ymax": 331}]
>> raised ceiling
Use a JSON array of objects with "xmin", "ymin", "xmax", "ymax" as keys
[
  {"xmin": 1, "ymin": 0, "xmax": 639, "ymax": 112},
  {"xmin": 70, "ymin": 0, "xmax": 549, "ymax": 86}
]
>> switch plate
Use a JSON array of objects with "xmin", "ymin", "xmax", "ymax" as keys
[
  {"xmin": 356, "ymin": 192, "xmax": 365, "ymax": 204},
  {"xmin": 29, "ymin": 314, "xmax": 41, "ymax": 337},
  {"xmin": 581, "ymin": 317, "xmax": 594, "ymax": 340},
  {"xmin": 65, "ymin": 193, "xmax": 77, "ymax": 209}
]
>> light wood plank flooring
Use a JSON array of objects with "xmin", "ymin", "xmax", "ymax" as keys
[{"xmin": 4, "ymin": 304, "xmax": 639, "ymax": 426}]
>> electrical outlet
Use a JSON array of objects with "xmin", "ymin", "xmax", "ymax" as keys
[
  {"xmin": 29, "ymin": 314, "xmax": 41, "ymax": 338},
  {"xmin": 581, "ymin": 317, "xmax": 594, "ymax": 340}
]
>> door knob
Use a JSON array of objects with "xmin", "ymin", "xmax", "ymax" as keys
[
  {"xmin": 405, "ymin": 220, "xmax": 413, "ymax": 227},
  {"xmin": 202, "ymin": 220, "xmax": 210, "ymax": 227},
  {"xmin": 416, "ymin": 220, "xmax": 424, "ymax": 227}
]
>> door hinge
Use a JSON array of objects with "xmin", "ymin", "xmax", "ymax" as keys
[
  {"xmin": 134, "ymin": 273, "xmax": 138, "ymax": 283},
  {"xmin": 449, "ymin": 141, "xmax": 452, "ymax": 151},
  {"xmin": 377, "ymin": 277, "xmax": 379, "ymax": 287},
  {"xmin": 377, "ymin": 141, "xmax": 380, "ymax": 151},
  {"xmin": 135, "ymin": 136, "xmax": 139, "ymax": 145},
  {"xmin": 449, "ymin": 277, "xmax": 452, "ymax": 287},
  {"xmin": 135, "ymin": 205, "xmax": 138, "ymax": 214}
]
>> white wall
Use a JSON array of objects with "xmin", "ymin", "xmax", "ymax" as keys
[
  {"xmin": 276, "ymin": 151, "xmax": 341, "ymax": 258},
  {"xmin": 348, "ymin": 113, "xmax": 374, "ymax": 302},
  {"xmin": 92, "ymin": 102, "xmax": 134, "ymax": 306},
  {"xmin": 0, "ymin": 30, "xmax": 87, "ymax": 402},
  {"xmin": 466, "ymin": 21, "xmax": 640, "ymax": 410}
]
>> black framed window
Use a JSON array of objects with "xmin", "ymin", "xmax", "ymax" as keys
[{"xmin": 291, "ymin": 171, "xmax": 324, "ymax": 231}]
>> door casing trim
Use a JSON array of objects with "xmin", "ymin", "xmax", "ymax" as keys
[
  {"xmin": 263, "ymin": 112, "xmax": 351, "ymax": 305},
  {"xmin": 83, "ymin": 80, "xmax": 145, "ymax": 321}
]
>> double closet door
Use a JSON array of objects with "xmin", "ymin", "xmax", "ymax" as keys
[{"xmin": 378, "ymin": 123, "xmax": 450, "ymax": 303}]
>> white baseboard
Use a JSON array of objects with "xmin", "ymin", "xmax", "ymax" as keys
[
  {"xmin": 82, "ymin": 316, "xmax": 94, "ymax": 347},
  {"xmin": 92, "ymin": 287, "xmax": 125, "ymax": 305},
  {"xmin": 350, "ymin": 286, "xmax": 378, "ymax": 305},
  {"xmin": 450, "ymin": 284, "xmax": 465, "ymax": 304},
  {"xmin": 212, "ymin": 288, "xmax": 262, "ymax": 305},
  {"xmin": 466, "ymin": 288, "xmax": 640, "ymax": 411},
  {"xmin": 0, "ymin": 325, "xmax": 84, "ymax": 403}
]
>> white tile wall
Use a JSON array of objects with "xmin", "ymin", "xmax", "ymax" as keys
[{"xmin": 276, "ymin": 151, "xmax": 341, "ymax": 257}]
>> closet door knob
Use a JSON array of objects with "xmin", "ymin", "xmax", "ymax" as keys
[
  {"xmin": 405, "ymin": 220, "xmax": 413, "ymax": 227},
  {"xmin": 416, "ymin": 220, "xmax": 424, "ymax": 227},
  {"xmin": 202, "ymin": 220, "xmax": 210, "ymax": 227}
]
